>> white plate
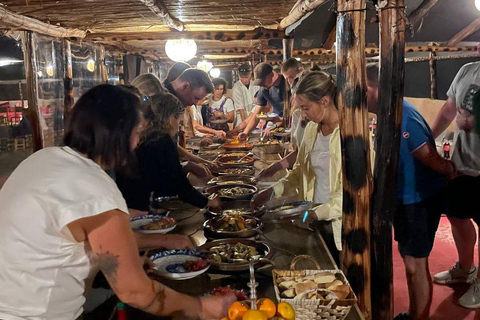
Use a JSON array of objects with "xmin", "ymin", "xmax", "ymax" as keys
[
  {"xmin": 130, "ymin": 215, "xmax": 177, "ymax": 234},
  {"xmin": 150, "ymin": 250, "xmax": 211, "ymax": 280}
]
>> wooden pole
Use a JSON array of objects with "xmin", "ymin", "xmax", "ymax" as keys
[
  {"xmin": 429, "ymin": 52, "xmax": 437, "ymax": 99},
  {"xmin": 446, "ymin": 18, "xmax": 480, "ymax": 47},
  {"xmin": 119, "ymin": 54, "xmax": 125, "ymax": 85},
  {"xmin": 21, "ymin": 31, "xmax": 44, "ymax": 151},
  {"xmin": 0, "ymin": 7, "xmax": 85, "ymax": 38},
  {"xmin": 138, "ymin": 0, "xmax": 184, "ymax": 31},
  {"xmin": 409, "ymin": 0, "xmax": 440, "ymax": 26},
  {"xmin": 282, "ymin": 38, "xmax": 294, "ymax": 61},
  {"xmin": 371, "ymin": 1, "xmax": 406, "ymax": 319},
  {"xmin": 98, "ymin": 46, "xmax": 108, "ymax": 83},
  {"xmin": 279, "ymin": 0, "xmax": 330, "ymax": 30},
  {"xmin": 336, "ymin": 0, "xmax": 372, "ymax": 318},
  {"xmin": 62, "ymin": 39, "xmax": 74, "ymax": 125}
]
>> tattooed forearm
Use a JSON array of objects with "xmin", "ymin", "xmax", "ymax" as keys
[
  {"xmin": 138, "ymin": 281, "xmax": 166, "ymax": 313},
  {"xmin": 96, "ymin": 250, "xmax": 120, "ymax": 288}
]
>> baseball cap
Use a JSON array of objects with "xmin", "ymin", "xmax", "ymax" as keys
[
  {"xmin": 253, "ymin": 63, "xmax": 273, "ymax": 86},
  {"xmin": 238, "ymin": 64, "xmax": 251, "ymax": 76}
]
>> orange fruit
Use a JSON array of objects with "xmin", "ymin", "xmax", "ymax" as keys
[
  {"xmin": 221, "ymin": 318, "xmax": 228, "ymax": 320},
  {"xmin": 276, "ymin": 302, "xmax": 295, "ymax": 320},
  {"xmin": 256, "ymin": 298, "xmax": 276, "ymax": 318},
  {"xmin": 242, "ymin": 309, "xmax": 268, "ymax": 320},
  {"xmin": 228, "ymin": 301, "xmax": 250, "ymax": 320}
]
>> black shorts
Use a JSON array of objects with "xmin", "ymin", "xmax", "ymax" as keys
[
  {"xmin": 445, "ymin": 175, "xmax": 480, "ymax": 224},
  {"xmin": 394, "ymin": 192, "xmax": 444, "ymax": 258}
]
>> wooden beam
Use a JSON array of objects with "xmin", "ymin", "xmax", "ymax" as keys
[
  {"xmin": 405, "ymin": 52, "xmax": 480, "ymax": 62},
  {"xmin": 323, "ymin": 25, "xmax": 337, "ymax": 49},
  {"xmin": 291, "ymin": 45, "xmax": 477, "ymax": 56},
  {"xmin": 279, "ymin": 0, "xmax": 330, "ymax": 30},
  {"xmin": 446, "ymin": 18, "xmax": 480, "ymax": 46},
  {"xmin": 21, "ymin": 31, "xmax": 44, "ymax": 151},
  {"xmin": 0, "ymin": 7, "xmax": 85, "ymax": 38},
  {"xmin": 371, "ymin": 1, "xmax": 405, "ymax": 319},
  {"xmin": 336, "ymin": 0, "xmax": 372, "ymax": 318},
  {"xmin": 87, "ymin": 28, "xmax": 285, "ymax": 42},
  {"xmin": 409, "ymin": 0, "xmax": 440, "ymax": 26},
  {"xmin": 62, "ymin": 39, "xmax": 73, "ymax": 124},
  {"xmin": 138, "ymin": 0, "xmax": 184, "ymax": 31}
]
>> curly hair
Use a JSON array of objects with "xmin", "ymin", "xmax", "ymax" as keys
[{"xmin": 141, "ymin": 92, "xmax": 186, "ymax": 143}]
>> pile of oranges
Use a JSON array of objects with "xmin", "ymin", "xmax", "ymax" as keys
[{"xmin": 222, "ymin": 298, "xmax": 295, "ymax": 320}]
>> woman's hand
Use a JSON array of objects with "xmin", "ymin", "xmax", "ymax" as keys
[
  {"xmin": 214, "ymin": 130, "xmax": 227, "ymax": 139},
  {"xmin": 200, "ymin": 137, "xmax": 214, "ymax": 148},
  {"xmin": 237, "ymin": 132, "xmax": 248, "ymax": 141},
  {"xmin": 251, "ymin": 188, "xmax": 274, "ymax": 207},
  {"xmin": 207, "ymin": 194, "xmax": 221, "ymax": 208},
  {"xmin": 199, "ymin": 293, "xmax": 237, "ymax": 320},
  {"xmin": 204, "ymin": 161, "xmax": 220, "ymax": 173},
  {"xmin": 213, "ymin": 111, "xmax": 225, "ymax": 118}
]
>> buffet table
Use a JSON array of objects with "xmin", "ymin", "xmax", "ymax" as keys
[{"xmin": 93, "ymin": 147, "xmax": 364, "ymax": 320}]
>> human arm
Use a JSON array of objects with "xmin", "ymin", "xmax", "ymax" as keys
[
  {"xmin": 431, "ymin": 98, "xmax": 457, "ymax": 138},
  {"xmin": 238, "ymin": 108, "xmax": 246, "ymax": 122},
  {"xmin": 411, "ymin": 143, "xmax": 456, "ymax": 179},
  {"xmin": 133, "ymin": 232, "xmax": 194, "ymax": 251},
  {"xmin": 238, "ymin": 105, "xmax": 262, "ymax": 140},
  {"xmin": 258, "ymin": 150, "xmax": 298, "ymax": 179},
  {"xmin": 67, "ymin": 210, "xmax": 234, "ymax": 318},
  {"xmin": 193, "ymin": 118, "xmax": 226, "ymax": 138}
]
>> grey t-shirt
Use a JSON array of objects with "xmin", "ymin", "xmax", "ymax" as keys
[{"xmin": 447, "ymin": 62, "xmax": 480, "ymax": 171}]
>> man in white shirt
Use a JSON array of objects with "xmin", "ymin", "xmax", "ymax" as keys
[{"xmin": 231, "ymin": 64, "xmax": 260, "ymax": 117}]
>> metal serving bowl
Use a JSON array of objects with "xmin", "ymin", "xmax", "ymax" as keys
[
  {"xmin": 208, "ymin": 175, "xmax": 257, "ymax": 186},
  {"xmin": 198, "ymin": 238, "xmax": 273, "ymax": 272},
  {"xmin": 217, "ymin": 167, "xmax": 255, "ymax": 176},
  {"xmin": 204, "ymin": 183, "xmax": 258, "ymax": 201},
  {"xmin": 208, "ymin": 200, "xmax": 265, "ymax": 217},
  {"xmin": 223, "ymin": 142, "xmax": 254, "ymax": 152},
  {"xmin": 203, "ymin": 215, "xmax": 263, "ymax": 239},
  {"xmin": 217, "ymin": 155, "xmax": 255, "ymax": 167}
]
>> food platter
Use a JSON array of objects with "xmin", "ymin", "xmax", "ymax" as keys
[
  {"xmin": 223, "ymin": 142, "xmax": 254, "ymax": 151},
  {"xmin": 208, "ymin": 200, "xmax": 265, "ymax": 217},
  {"xmin": 273, "ymin": 128, "xmax": 291, "ymax": 138},
  {"xmin": 204, "ymin": 183, "xmax": 257, "ymax": 200},
  {"xmin": 266, "ymin": 201, "xmax": 315, "ymax": 219},
  {"xmin": 201, "ymin": 143, "xmax": 222, "ymax": 150},
  {"xmin": 217, "ymin": 155, "xmax": 255, "ymax": 167},
  {"xmin": 198, "ymin": 150, "xmax": 221, "ymax": 161},
  {"xmin": 198, "ymin": 239, "xmax": 273, "ymax": 272},
  {"xmin": 208, "ymin": 175, "xmax": 257, "ymax": 186},
  {"xmin": 203, "ymin": 215, "xmax": 263, "ymax": 238},
  {"xmin": 217, "ymin": 167, "xmax": 255, "ymax": 176},
  {"xmin": 149, "ymin": 250, "xmax": 210, "ymax": 280},
  {"xmin": 130, "ymin": 215, "xmax": 177, "ymax": 234}
]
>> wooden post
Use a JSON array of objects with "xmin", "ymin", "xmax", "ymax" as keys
[
  {"xmin": 336, "ymin": 0, "xmax": 372, "ymax": 318},
  {"xmin": 62, "ymin": 39, "xmax": 74, "ymax": 124},
  {"xmin": 98, "ymin": 46, "xmax": 108, "ymax": 83},
  {"xmin": 371, "ymin": 1, "xmax": 406, "ymax": 320},
  {"xmin": 119, "ymin": 54, "xmax": 125, "ymax": 85},
  {"xmin": 282, "ymin": 38, "xmax": 294, "ymax": 62},
  {"xmin": 21, "ymin": 31, "xmax": 44, "ymax": 151},
  {"xmin": 429, "ymin": 52, "xmax": 437, "ymax": 99}
]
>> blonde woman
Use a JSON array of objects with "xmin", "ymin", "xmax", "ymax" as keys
[{"xmin": 253, "ymin": 71, "xmax": 343, "ymax": 260}]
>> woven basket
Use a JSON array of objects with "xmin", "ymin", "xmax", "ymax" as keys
[
  {"xmin": 255, "ymin": 143, "xmax": 282, "ymax": 154},
  {"xmin": 272, "ymin": 255, "xmax": 357, "ymax": 320}
]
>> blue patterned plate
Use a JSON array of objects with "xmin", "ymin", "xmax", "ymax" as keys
[
  {"xmin": 129, "ymin": 215, "xmax": 176, "ymax": 234},
  {"xmin": 149, "ymin": 250, "xmax": 211, "ymax": 280}
]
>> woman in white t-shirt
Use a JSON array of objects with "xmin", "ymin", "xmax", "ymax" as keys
[
  {"xmin": 207, "ymin": 78, "xmax": 245, "ymax": 132},
  {"xmin": 0, "ymin": 84, "xmax": 234, "ymax": 320}
]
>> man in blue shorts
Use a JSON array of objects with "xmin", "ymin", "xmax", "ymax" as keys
[{"xmin": 366, "ymin": 64, "xmax": 456, "ymax": 320}]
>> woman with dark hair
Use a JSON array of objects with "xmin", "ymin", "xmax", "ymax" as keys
[
  {"xmin": 207, "ymin": 78, "xmax": 243, "ymax": 131},
  {"xmin": 0, "ymin": 84, "xmax": 234, "ymax": 320},
  {"xmin": 117, "ymin": 92, "xmax": 221, "ymax": 212}
]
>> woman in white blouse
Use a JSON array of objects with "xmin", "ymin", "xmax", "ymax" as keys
[{"xmin": 0, "ymin": 84, "xmax": 234, "ymax": 320}]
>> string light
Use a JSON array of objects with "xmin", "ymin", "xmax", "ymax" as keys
[{"xmin": 209, "ymin": 68, "xmax": 221, "ymax": 78}]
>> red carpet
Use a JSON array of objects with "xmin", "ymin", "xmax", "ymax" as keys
[{"xmin": 393, "ymin": 216, "xmax": 480, "ymax": 320}]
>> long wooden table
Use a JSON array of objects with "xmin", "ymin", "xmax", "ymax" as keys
[{"xmin": 109, "ymin": 149, "xmax": 364, "ymax": 320}]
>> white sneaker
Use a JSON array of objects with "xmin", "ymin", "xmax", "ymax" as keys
[
  {"xmin": 433, "ymin": 262, "xmax": 477, "ymax": 285},
  {"xmin": 459, "ymin": 278, "xmax": 480, "ymax": 308}
]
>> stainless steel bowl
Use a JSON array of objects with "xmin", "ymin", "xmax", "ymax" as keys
[
  {"xmin": 204, "ymin": 183, "xmax": 258, "ymax": 201},
  {"xmin": 265, "ymin": 201, "xmax": 314, "ymax": 219},
  {"xmin": 208, "ymin": 200, "xmax": 265, "ymax": 217},
  {"xmin": 208, "ymin": 175, "xmax": 257, "ymax": 186},
  {"xmin": 217, "ymin": 167, "xmax": 255, "ymax": 176},
  {"xmin": 197, "ymin": 238, "xmax": 273, "ymax": 272},
  {"xmin": 203, "ymin": 215, "xmax": 263, "ymax": 239}
]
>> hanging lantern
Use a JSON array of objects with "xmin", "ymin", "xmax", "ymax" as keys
[
  {"xmin": 196, "ymin": 60, "xmax": 213, "ymax": 72},
  {"xmin": 165, "ymin": 39, "xmax": 197, "ymax": 62},
  {"xmin": 209, "ymin": 67, "xmax": 221, "ymax": 78}
]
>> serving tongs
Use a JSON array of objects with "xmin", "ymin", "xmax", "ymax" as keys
[{"xmin": 248, "ymin": 258, "xmax": 259, "ymax": 309}]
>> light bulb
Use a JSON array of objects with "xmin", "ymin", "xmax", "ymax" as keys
[
  {"xmin": 476, "ymin": 0, "xmax": 480, "ymax": 11},
  {"xmin": 46, "ymin": 65, "xmax": 54, "ymax": 77},
  {"xmin": 86, "ymin": 59, "xmax": 95, "ymax": 72},
  {"xmin": 165, "ymin": 39, "xmax": 197, "ymax": 62},
  {"xmin": 209, "ymin": 68, "xmax": 221, "ymax": 78}
]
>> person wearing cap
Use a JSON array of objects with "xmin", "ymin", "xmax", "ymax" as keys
[
  {"xmin": 237, "ymin": 63, "xmax": 286, "ymax": 140},
  {"xmin": 430, "ymin": 47, "xmax": 480, "ymax": 309},
  {"xmin": 232, "ymin": 63, "xmax": 260, "ymax": 117}
]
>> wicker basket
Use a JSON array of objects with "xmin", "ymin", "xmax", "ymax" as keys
[
  {"xmin": 272, "ymin": 255, "xmax": 357, "ymax": 320},
  {"xmin": 255, "ymin": 142, "xmax": 282, "ymax": 154}
]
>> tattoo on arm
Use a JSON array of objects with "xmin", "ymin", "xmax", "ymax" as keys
[
  {"xmin": 96, "ymin": 249, "xmax": 120, "ymax": 288},
  {"xmin": 139, "ymin": 281, "xmax": 166, "ymax": 314}
]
